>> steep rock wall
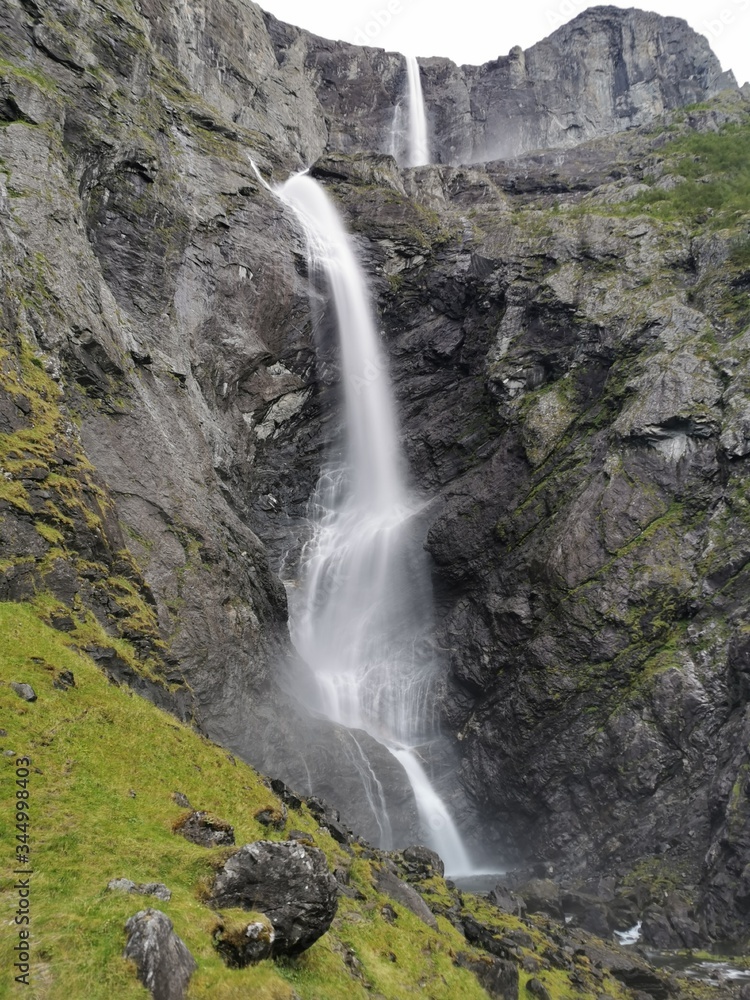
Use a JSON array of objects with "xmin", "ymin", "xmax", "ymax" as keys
[{"xmin": 262, "ymin": 99, "xmax": 750, "ymax": 943}]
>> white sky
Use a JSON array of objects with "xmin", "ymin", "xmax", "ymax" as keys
[{"xmin": 257, "ymin": 0, "xmax": 750, "ymax": 86}]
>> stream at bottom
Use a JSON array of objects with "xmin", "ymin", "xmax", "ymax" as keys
[
  {"xmin": 646, "ymin": 952, "xmax": 750, "ymax": 987},
  {"xmin": 614, "ymin": 924, "xmax": 750, "ymax": 987}
]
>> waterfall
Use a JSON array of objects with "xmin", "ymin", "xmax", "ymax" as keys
[
  {"xmin": 405, "ymin": 56, "xmax": 430, "ymax": 167},
  {"xmin": 389, "ymin": 56, "xmax": 431, "ymax": 167},
  {"xmin": 277, "ymin": 173, "xmax": 470, "ymax": 874}
]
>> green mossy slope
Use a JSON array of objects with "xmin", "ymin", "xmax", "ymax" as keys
[{"xmin": 0, "ymin": 603, "xmax": 496, "ymax": 1000}]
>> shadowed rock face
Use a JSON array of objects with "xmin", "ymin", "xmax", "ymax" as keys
[{"xmin": 1, "ymin": 0, "xmax": 749, "ymax": 948}]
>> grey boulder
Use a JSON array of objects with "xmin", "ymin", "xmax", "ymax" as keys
[
  {"xmin": 210, "ymin": 840, "xmax": 338, "ymax": 956},
  {"xmin": 11, "ymin": 683, "xmax": 36, "ymax": 702},
  {"xmin": 123, "ymin": 909, "xmax": 196, "ymax": 1000},
  {"xmin": 109, "ymin": 878, "xmax": 172, "ymax": 902}
]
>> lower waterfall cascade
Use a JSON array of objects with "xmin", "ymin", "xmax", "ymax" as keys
[{"xmin": 276, "ymin": 172, "xmax": 471, "ymax": 874}]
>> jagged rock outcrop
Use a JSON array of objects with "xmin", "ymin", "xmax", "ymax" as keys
[{"xmin": 422, "ymin": 7, "xmax": 737, "ymax": 163}]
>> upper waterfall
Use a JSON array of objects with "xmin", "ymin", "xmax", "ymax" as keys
[{"xmin": 405, "ymin": 56, "xmax": 430, "ymax": 167}]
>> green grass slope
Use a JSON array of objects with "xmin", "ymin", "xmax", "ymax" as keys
[{"xmin": 0, "ymin": 602, "xmax": 499, "ymax": 1000}]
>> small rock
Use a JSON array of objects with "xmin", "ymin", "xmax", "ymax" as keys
[
  {"xmin": 0, "ymin": 728, "xmax": 7, "ymax": 737},
  {"xmin": 489, "ymin": 884, "xmax": 527, "ymax": 917},
  {"xmin": 506, "ymin": 928, "xmax": 534, "ymax": 950},
  {"xmin": 373, "ymin": 864, "xmax": 438, "ymax": 929},
  {"xmin": 53, "ymin": 670, "xmax": 75, "ymax": 690},
  {"xmin": 403, "ymin": 844, "xmax": 445, "ymax": 877},
  {"xmin": 306, "ymin": 795, "xmax": 335, "ymax": 821},
  {"xmin": 11, "ymin": 683, "xmax": 36, "ymax": 702},
  {"xmin": 463, "ymin": 915, "xmax": 515, "ymax": 961},
  {"xmin": 24, "ymin": 467, "xmax": 49, "ymax": 481},
  {"xmin": 381, "ymin": 903, "xmax": 398, "ymax": 923},
  {"xmin": 288, "ymin": 829, "xmax": 315, "ymax": 845},
  {"xmin": 173, "ymin": 811, "xmax": 234, "ymax": 847},
  {"xmin": 304, "ymin": 795, "xmax": 351, "ymax": 842},
  {"xmin": 214, "ymin": 916, "xmax": 275, "ymax": 967},
  {"xmin": 108, "ymin": 879, "xmax": 172, "ymax": 902},
  {"xmin": 123, "ymin": 909, "xmax": 196, "ymax": 1000},
  {"xmin": 320, "ymin": 816, "xmax": 351, "ymax": 845},
  {"xmin": 334, "ymin": 865, "xmax": 365, "ymax": 900},
  {"xmin": 254, "ymin": 803, "xmax": 287, "ymax": 830},
  {"xmin": 526, "ymin": 978, "xmax": 552, "ymax": 1000},
  {"xmin": 270, "ymin": 777, "xmax": 302, "ymax": 810},
  {"xmin": 129, "ymin": 790, "xmax": 137, "ymax": 799},
  {"xmin": 109, "ymin": 878, "xmax": 138, "ymax": 894},
  {"xmin": 171, "ymin": 792, "xmax": 192, "ymax": 809},
  {"xmin": 516, "ymin": 878, "xmax": 563, "ymax": 920},
  {"xmin": 456, "ymin": 952, "xmax": 519, "ymax": 1000},
  {"xmin": 139, "ymin": 883, "xmax": 172, "ymax": 903},
  {"xmin": 50, "ymin": 614, "xmax": 75, "ymax": 633}
]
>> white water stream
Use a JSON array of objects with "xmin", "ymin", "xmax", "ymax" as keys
[
  {"xmin": 276, "ymin": 173, "xmax": 470, "ymax": 874},
  {"xmin": 390, "ymin": 56, "xmax": 430, "ymax": 167},
  {"xmin": 405, "ymin": 56, "xmax": 430, "ymax": 167}
]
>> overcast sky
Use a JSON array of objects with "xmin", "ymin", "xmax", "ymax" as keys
[{"xmin": 258, "ymin": 0, "xmax": 749, "ymax": 86}]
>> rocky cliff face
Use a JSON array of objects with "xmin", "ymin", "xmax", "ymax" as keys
[
  {"xmin": 1, "ymin": 0, "xmax": 749, "ymax": 951},
  {"xmin": 255, "ymin": 98, "xmax": 750, "ymax": 943},
  {"xmin": 263, "ymin": 5, "xmax": 736, "ymax": 165}
]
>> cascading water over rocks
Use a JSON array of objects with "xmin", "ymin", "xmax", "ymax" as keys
[{"xmin": 276, "ymin": 173, "xmax": 469, "ymax": 873}]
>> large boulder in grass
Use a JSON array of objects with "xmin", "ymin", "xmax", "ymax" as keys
[
  {"xmin": 210, "ymin": 840, "xmax": 338, "ymax": 956},
  {"xmin": 124, "ymin": 909, "xmax": 196, "ymax": 1000}
]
